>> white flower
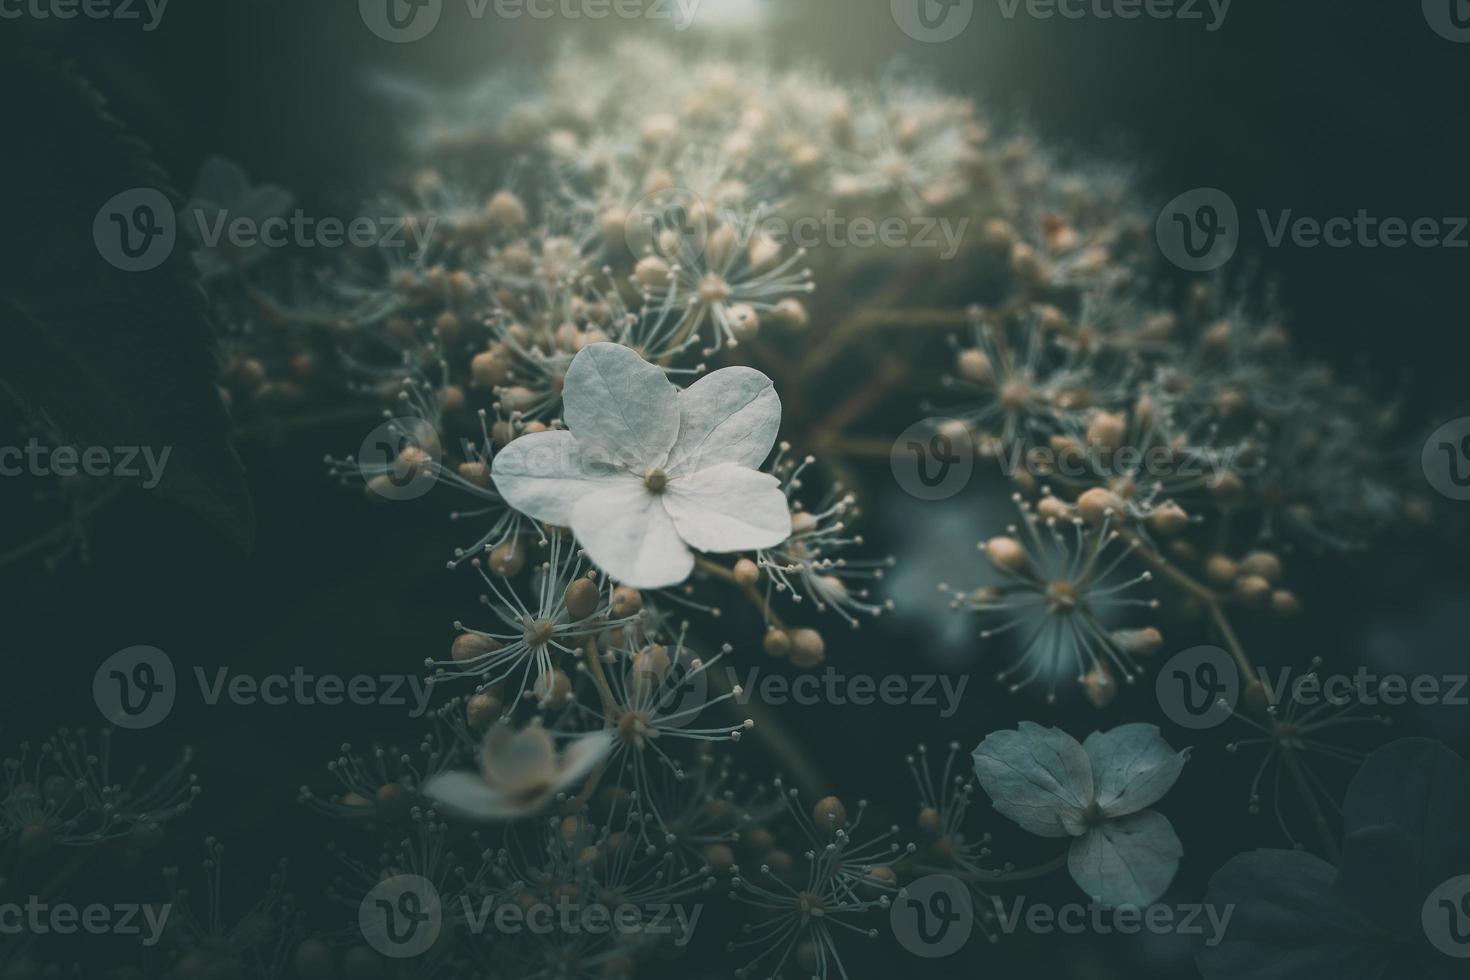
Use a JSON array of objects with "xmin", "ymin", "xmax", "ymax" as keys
[
  {"xmin": 491, "ymin": 342, "xmax": 791, "ymax": 588},
  {"xmin": 972, "ymin": 722, "xmax": 1188, "ymax": 906},
  {"xmin": 423, "ymin": 722, "xmax": 612, "ymax": 821}
]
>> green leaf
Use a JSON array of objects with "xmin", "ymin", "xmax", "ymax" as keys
[{"xmin": 0, "ymin": 49, "xmax": 253, "ymax": 553}]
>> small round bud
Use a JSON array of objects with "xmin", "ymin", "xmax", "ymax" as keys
[
  {"xmin": 762, "ymin": 628, "xmax": 791, "ymax": 658},
  {"xmin": 457, "ymin": 460, "xmax": 492, "ymax": 487},
  {"xmin": 1240, "ymin": 550, "xmax": 1283, "ymax": 584},
  {"xmin": 956, "ymin": 349, "xmax": 993, "ymax": 384},
  {"xmin": 726, "ymin": 303, "xmax": 760, "ymax": 340},
  {"xmin": 1270, "ymin": 590, "xmax": 1300, "ymax": 616},
  {"xmin": 789, "ymin": 628, "xmax": 825, "ymax": 668},
  {"xmin": 1077, "ymin": 487, "xmax": 1126, "ymax": 526},
  {"xmin": 489, "ymin": 538, "xmax": 526, "ymax": 576},
  {"xmin": 772, "ymin": 297, "xmax": 809, "ymax": 329},
  {"xmin": 812, "ymin": 796, "xmax": 847, "ymax": 832},
  {"xmin": 917, "ymin": 806, "xmax": 942, "ymax": 836},
  {"xmin": 984, "ymin": 536, "xmax": 1030, "ymax": 574},
  {"xmin": 466, "ymin": 691, "xmax": 502, "ymax": 728},
  {"xmin": 486, "ymin": 190, "xmax": 528, "ymax": 229},
  {"xmin": 610, "ymin": 586, "xmax": 642, "ymax": 618},
  {"xmin": 1086, "ymin": 411, "xmax": 1127, "ymax": 451},
  {"xmin": 1233, "ymin": 574, "xmax": 1271, "ymax": 606},
  {"xmin": 535, "ymin": 668, "xmax": 572, "ymax": 709},
  {"xmin": 471, "ymin": 347, "xmax": 511, "ymax": 387},
  {"xmin": 1204, "ymin": 555, "xmax": 1238, "ymax": 586},
  {"xmin": 564, "ymin": 577, "xmax": 601, "ymax": 621},
  {"xmin": 1149, "ymin": 501, "xmax": 1189, "ymax": 535},
  {"xmin": 733, "ymin": 558, "xmax": 760, "ymax": 587},
  {"xmin": 1110, "ymin": 626, "xmax": 1164, "ymax": 657},
  {"xmin": 453, "ymin": 633, "xmax": 501, "ymax": 662},
  {"xmin": 1036, "ymin": 496, "xmax": 1072, "ymax": 521},
  {"xmin": 633, "ymin": 255, "xmax": 672, "ymax": 291},
  {"xmin": 1082, "ymin": 662, "xmax": 1117, "ymax": 708}
]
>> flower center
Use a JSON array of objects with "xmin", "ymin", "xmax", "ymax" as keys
[
  {"xmin": 1045, "ymin": 580, "xmax": 1079, "ymax": 612},
  {"xmin": 644, "ymin": 469, "xmax": 669, "ymax": 494},
  {"xmin": 522, "ymin": 618, "xmax": 555, "ymax": 647}
]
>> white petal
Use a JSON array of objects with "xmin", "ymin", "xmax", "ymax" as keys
[
  {"xmin": 666, "ymin": 366, "xmax": 781, "ymax": 476},
  {"xmin": 422, "ymin": 771, "xmax": 543, "ymax": 821},
  {"xmin": 1083, "ymin": 723, "xmax": 1188, "ymax": 818},
  {"xmin": 481, "ymin": 723, "xmax": 557, "ymax": 797},
  {"xmin": 553, "ymin": 731, "xmax": 615, "ymax": 791},
  {"xmin": 971, "ymin": 721, "xmax": 1094, "ymax": 838},
  {"xmin": 571, "ymin": 479, "xmax": 694, "ymax": 589},
  {"xmin": 1067, "ymin": 810, "xmax": 1183, "ymax": 907},
  {"xmin": 662, "ymin": 463, "xmax": 791, "ymax": 553},
  {"xmin": 562, "ymin": 342, "xmax": 679, "ymax": 471},
  {"xmin": 491, "ymin": 429, "xmax": 623, "ymax": 525}
]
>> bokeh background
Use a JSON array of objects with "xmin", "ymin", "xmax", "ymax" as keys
[{"xmin": 4, "ymin": 1, "xmax": 1468, "ymax": 976}]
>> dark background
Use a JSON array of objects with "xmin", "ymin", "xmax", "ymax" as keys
[{"xmin": 3, "ymin": 2, "xmax": 1468, "ymax": 977}]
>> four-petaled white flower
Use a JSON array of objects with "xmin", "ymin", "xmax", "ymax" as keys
[
  {"xmin": 972, "ymin": 721, "xmax": 1188, "ymax": 907},
  {"xmin": 491, "ymin": 342, "xmax": 791, "ymax": 589},
  {"xmin": 423, "ymin": 722, "xmax": 612, "ymax": 821}
]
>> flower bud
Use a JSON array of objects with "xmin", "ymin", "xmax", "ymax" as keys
[
  {"xmin": 984, "ymin": 536, "xmax": 1030, "ymax": 574},
  {"xmin": 610, "ymin": 586, "xmax": 643, "ymax": 618},
  {"xmin": 1204, "ymin": 555, "xmax": 1238, "ymax": 586},
  {"xmin": 733, "ymin": 558, "xmax": 760, "ymax": 587},
  {"xmin": 1240, "ymin": 550, "xmax": 1283, "ymax": 584},
  {"xmin": 812, "ymin": 796, "xmax": 847, "ymax": 832},
  {"xmin": 1149, "ymin": 501, "xmax": 1189, "ymax": 535},
  {"xmin": 1077, "ymin": 487, "xmax": 1126, "ymax": 526},
  {"xmin": 564, "ymin": 577, "xmax": 601, "ymax": 621},
  {"xmin": 762, "ymin": 628, "xmax": 790, "ymax": 658},
  {"xmin": 489, "ymin": 538, "xmax": 526, "ymax": 577},
  {"xmin": 789, "ymin": 628, "xmax": 825, "ymax": 668},
  {"xmin": 453, "ymin": 633, "xmax": 501, "ymax": 662}
]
